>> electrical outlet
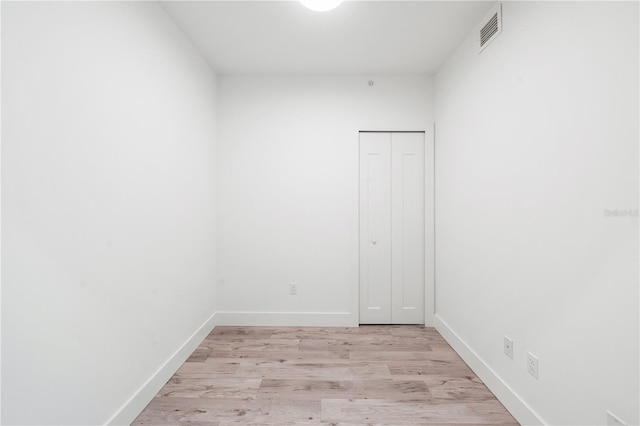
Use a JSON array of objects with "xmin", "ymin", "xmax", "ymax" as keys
[
  {"xmin": 289, "ymin": 282, "xmax": 298, "ymax": 295},
  {"xmin": 527, "ymin": 352, "xmax": 539, "ymax": 379},
  {"xmin": 504, "ymin": 336, "xmax": 513, "ymax": 359},
  {"xmin": 606, "ymin": 411, "xmax": 627, "ymax": 425}
]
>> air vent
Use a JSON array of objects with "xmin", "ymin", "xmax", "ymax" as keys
[
  {"xmin": 481, "ymin": 13, "xmax": 499, "ymax": 46},
  {"xmin": 479, "ymin": 3, "xmax": 502, "ymax": 53}
]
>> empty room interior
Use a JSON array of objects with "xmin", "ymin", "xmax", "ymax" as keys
[{"xmin": 1, "ymin": 0, "xmax": 638, "ymax": 425}]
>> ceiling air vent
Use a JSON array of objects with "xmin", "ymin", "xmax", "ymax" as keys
[{"xmin": 479, "ymin": 3, "xmax": 502, "ymax": 53}]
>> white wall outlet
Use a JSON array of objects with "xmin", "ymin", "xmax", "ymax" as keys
[
  {"xmin": 527, "ymin": 352, "xmax": 539, "ymax": 379},
  {"xmin": 504, "ymin": 336, "xmax": 513, "ymax": 359},
  {"xmin": 606, "ymin": 411, "xmax": 627, "ymax": 425},
  {"xmin": 289, "ymin": 282, "xmax": 298, "ymax": 295}
]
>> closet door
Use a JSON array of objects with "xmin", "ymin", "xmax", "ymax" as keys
[
  {"xmin": 359, "ymin": 132, "xmax": 392, "ymax": 324},
  {"xmin": 359, "ymin": 132, "xmax": 425, "ymax": 325},
  {"xmin": 391, "ymin": 132, "xmax": 425, "ymax": 324}
]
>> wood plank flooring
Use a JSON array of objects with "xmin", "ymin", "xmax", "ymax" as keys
[{"xmin": 133, "ymin": 326, "xmax": 519, "ymax": 425}]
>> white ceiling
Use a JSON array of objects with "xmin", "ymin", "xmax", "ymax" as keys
[{"xmin": 161, "ymin": 1, "xmax": 494, "ymax": 75}]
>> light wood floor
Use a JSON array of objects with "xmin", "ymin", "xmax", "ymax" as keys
[{"xmin": 133, "ymin": 325, "xmax": 519, "ymax": 425}]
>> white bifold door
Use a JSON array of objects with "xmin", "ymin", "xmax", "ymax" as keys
[{"xmin": 359, "ymin": 131, "xmax": 426, "ymax": 324}]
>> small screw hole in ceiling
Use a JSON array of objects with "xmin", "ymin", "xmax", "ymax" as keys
[{"xmin": 300, "ymin": 0, "xmax": 344, "ymax": 12}]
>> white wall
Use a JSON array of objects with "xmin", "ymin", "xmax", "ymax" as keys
[
  {"xmin": 1, "ymin": 2, "xmax": 218, "ymax": 424},
  {"xmin": 434, "ymin": 2, "xmax": 638, "ymax": 425},
  {"xmin": 217, "ymin": 75, "xmax": 432, "ymax": 326}
]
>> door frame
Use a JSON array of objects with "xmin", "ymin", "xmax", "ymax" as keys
[{"xmin": 356, "ymin": 128, "xmax": 435, "ymax": 327}]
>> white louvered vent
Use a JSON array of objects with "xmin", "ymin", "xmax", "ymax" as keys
[{"xmin": 479, "ymin": 3, "xmax": 502, "ymax": 53}]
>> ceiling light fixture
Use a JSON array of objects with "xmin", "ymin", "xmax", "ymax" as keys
[{"xmin": 300, "ymin": 0, "xmax": 344, "ymax": 12}]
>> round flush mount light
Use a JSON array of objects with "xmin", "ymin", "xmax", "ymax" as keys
[{"xmin": 300, "ymin": 0, "xmax": 344, "ymax": 12}]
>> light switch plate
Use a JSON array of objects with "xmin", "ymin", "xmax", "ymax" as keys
[
  {"xmin": 504, "ymin": 336, "xmax": 513, "ymax": 359},
  {"xmin": 527, "ymin": 352, "xmax": 538, "ymax": 379}
]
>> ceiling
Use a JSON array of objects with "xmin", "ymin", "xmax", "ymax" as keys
[{"xmin": 161, "ymin": 1, "xmax": 494, "ymax": 75}]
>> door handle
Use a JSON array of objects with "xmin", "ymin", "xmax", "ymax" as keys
[{"xmin": 372, "ymin": 240, "xmax": 377, "ymax": 245}]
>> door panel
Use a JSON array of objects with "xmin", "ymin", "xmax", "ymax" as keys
[
  {"xmin": 391, "ymin": 132, "xmax": 425, "ymax": 324},
  {"xmin": 358, "ymin": 132, "xmax": 392, "ymax": 324}
]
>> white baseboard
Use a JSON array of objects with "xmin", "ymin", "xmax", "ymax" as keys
[
  {"xmin": 106, "ymin": 312, "xmax": 217, "ymax": 426},
  {"xmin": 215, "ymin": 311, "xmax": 357, "ymax": 327},
  {"xmin": 434, "ymin": 314, "xmax": 546, "ymax": 426}
]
